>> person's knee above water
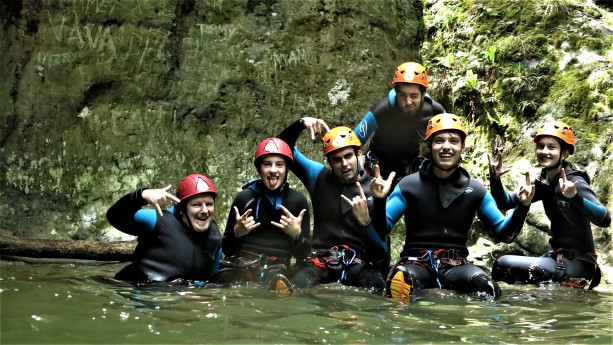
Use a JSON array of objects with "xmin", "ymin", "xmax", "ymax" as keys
[
  {"xmin": 220, "ymin": 137, "xmax": 310, "ymax": 294},
  {"xmin": 489, "ymin": 121, "xmax": 611, "ymax": 289},
  {"xmin": 107, "ymin": 174, "xmax": 222, "ymax": 284},
  {"xmin": 354, "ymin": 62, "xmax": 446, "ymax": 182},
  {"xmin": 370, "ymin": 113, "xmax": 535, "ymax": 299},
  {"xmin": 277, "ymin": 119, "xmax": 387, "ymax": 292}
]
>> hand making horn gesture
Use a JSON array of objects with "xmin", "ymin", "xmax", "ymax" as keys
[
  {"xmin": 517, "ymin": 172, "xmax": 536, "ymax": 206},
  {"xmin": 233, "ymin": 207, "xmax": 261, "ymax": 238},
  {"xmin": 369, "ymin": 165, "xmax": 396, "ymax": 199},
  {"xmin": 142, "ymin": 185, "xmax": 181, "ymax": 217},
  {"xmin": 341, "ymin": 182, "xmax": 372, "ymax": 226},
  {"xmin": 487, "ymin": 153, "xmax": 511, "ymax": 180},
  {"xmin": 559, "ymin": 168, "xmax": 578, "ymax": 198},
  {"xmin": 271, "ymin": 205, "xmax": 307, "ymax": 238},
  {"xmin": 300, "ymin": 117, "xmax": 331, "ymax": 140}
]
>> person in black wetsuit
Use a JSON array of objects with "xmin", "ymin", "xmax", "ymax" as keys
[
  {"xmin": 489, "ymin": 121, "xmax": 611, "ymax": 289},
  {"xmin": 277, "ymin": 118, "xmax": 387, "ymax": 292},
  {"xmin": 370, "ymin": 114, "xmax": 535, "ymax": 299},
  {"xmin": 354, "ymin": 62, "xmax": 446, "ymax": 182},
  {"xmin": 107, "ymin": 174, "xmax": 222, "ymax": 284},
  {"xmin": 220, "ymin": 137, "xmax": 310, "ymax": 294}
]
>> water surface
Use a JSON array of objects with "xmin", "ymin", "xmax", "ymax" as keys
[{"xmin": 1, "ymin": 258, "xmax": 611, "ymax": 344}]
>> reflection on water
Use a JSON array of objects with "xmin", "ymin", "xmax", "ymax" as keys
[{"xmin": 1, "ymin": 258, "xmax": 612, "ymax": 344}]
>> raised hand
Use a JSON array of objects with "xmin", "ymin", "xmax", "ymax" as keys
[
  {"xmin": 559, "ymin": 168, "xmax": 578, "ymax": 198},
  {"xmin": 271, "ymin": 205, "xmax": 306, "ymax": 238},
  {"xmin": 487, "ymin": 153, "xmax": 511, "ymax": 180},
  {"xmin": 233, "ymin": 207, "xmax": 261, "ymax": 238},
  {"xmin": 142, "ymin": 185, "xmax": 181, "ymax": 217},
  {"xmin": 517, "ymin": 172, "xmax": 535, "ymax": 206},
  {"xmin": 300, "ymin": 117, "xmax": 331, "ymax": 140},
  {"xmin": 369, "ymin": 165, "xmax": 396, "ymax": 199},
  {"xmin": 341, "ymin": 182, "xmax": 372, "ymax": 226}
]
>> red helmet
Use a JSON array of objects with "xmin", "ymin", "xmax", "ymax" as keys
[
  {"xmin": 533, "ymin": 121, "xmax": 575, "ymax": 155},
  {"xmin": 177, "ymin": 174, "xmax": 217, "ymax": 201},
  {"xmin": 254, "ymin": 137, "xmax": 293, "ymax": 165}
]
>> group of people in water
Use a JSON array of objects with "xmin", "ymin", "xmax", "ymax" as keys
[{"xmin": 106, "ymin": 62, "xmax": 611, "ymax": 298}]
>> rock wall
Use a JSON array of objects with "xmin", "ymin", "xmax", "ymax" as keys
[{"xmin": 0, "ymin": 0, "xmax": 425, "ymax": 239}]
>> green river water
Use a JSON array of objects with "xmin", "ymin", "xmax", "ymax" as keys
[{"xmin": 1, "ymin": 258, "xmax": 611, "ymax": 344}]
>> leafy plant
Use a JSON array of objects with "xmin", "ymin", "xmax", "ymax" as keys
[
  {"xmin": 484, "ymin": 46, "xmax": 496, "ymax": 64},
  {"xmin": 444, "ymin": 52, "xmax": 455, "ymax": 68}
]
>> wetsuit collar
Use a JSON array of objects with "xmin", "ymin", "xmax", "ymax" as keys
[
  {"xmin": 243, "ymin": 178, "xmax": 288, "ymax": 211},
  {"xmin": 421, "ymin": 160, "xmax": 471, "ymax": 208}
]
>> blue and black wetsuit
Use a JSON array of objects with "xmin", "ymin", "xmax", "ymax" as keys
[
  {"xmin": 354, "ymin": 90, "xmax": 445, "ymax": 180},
  {"xmin": 490, "ymin": 163, "xmax": 611, "ymax": 289},
  {"xmin": 373, "ymin": 161, "xmax": 530, "ymax": 298},
  {"xmin": 107, "ymin": 188, "xmax": 222, "ymax": 284},
  {"xmin": 219, "ymin": 179, "xmax": 311, "ymax": 283},
  {"xmin": 278, "ymin": 120, "xmax": 387, "ymax": 291}
]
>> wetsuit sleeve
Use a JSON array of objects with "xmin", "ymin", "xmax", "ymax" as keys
[
  {"xmin": 210, "ymin": 248, "xmax": 222, "ymax": 275},
  {"xmin": 569, "ymin": 176, "xmax": 611, "ymax": 227},
  {"xmin": 278, "ymin": 119, "xmax": 324, "ymax": 194},
  {"xmin": 477, "ymin": 191, "xmax": 530, "ymax": 243},
  {"xmin": 354, "ymin": 111, "xmax": 378, "ymax": 145},
  {"xmin": 106, "ymin": 188, "xmax": 157, "ymax": 236},
  {"xmin": 222, "ymin": 196, "xmax": 243, "ymax": 258},
  {"xmin": 373, "ymin": 184, "xmax": 406, "ymax": 237},
  {"xmin": 489, "ymin": 177, "xmax": 518, "ymax": 210}
]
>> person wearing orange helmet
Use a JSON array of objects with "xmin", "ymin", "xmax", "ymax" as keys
[
  {"xmin": 370, "ymin": 114, "xmax": 535, "ymax": 299},
  {"xmin": 219, "ymin": 137, "xmax": 310, "ymax": 295},
  {"xmin": 107, "ymin": 174, "xmax": 222, "ymax": 284},
  {"xmin": 354, "ymin": 62, "xmax": 446, "ymax": 184},
  {"xmin": 277, "ymin": 118, "xmax": 387, "ymax": 292},
  {"xmin": 489, "ymin": 121, "xmax": 611, "ymax": 289}
]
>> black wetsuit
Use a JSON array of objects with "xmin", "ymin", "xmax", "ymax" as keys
[
  {"xmin": 374, "ymin": 161, "xmax": 530, "ymax": 298},
  {"xmin": 355, "ymin": 90, "xmax": 445, "ymax": 179},
  {"xmin": 490, "ymin": 164, "xmax": 611, "ymax": 289},
  {"xmin": 278, "ymin": 120, "xmax": 386, "ymax": 291},
  {"xmin": 107, "ymin": 188, "xmax": 222, "ymax": 283},
  {"xmin": 219, "ymin": 179, "xmax": 311, "ymax": 283}
]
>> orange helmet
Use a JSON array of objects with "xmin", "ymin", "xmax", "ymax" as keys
[
  {"xmin": 533, "ymin": 121, "xmax": 575, "ymax": 154},
  {"xmin": 392, "ymin": 62, "xmax": 428, "ymax": 88},
  {"xmin": 425, "ymin": 113, "xmax": 468, "ymax": 141},
  {"xmin": 322, "ymin": 126, "xmax": 362, "ymax": 156}
]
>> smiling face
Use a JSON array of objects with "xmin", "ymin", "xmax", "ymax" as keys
[
  {"xmin": 258, "ymin": 154, "xmax": 287, "ymax": 191},
  {"xmin": 181, "ymin": 193, "xmax": 215, "ymax": 232},
  {"xmin": 535, "ymin": 136, "xmax": 564, "ymax": 169},
  {"xmin": 328, "ymin": 146, "xmax": 361, "ymax": 184},
  {"xmin": 396, "ymin": 83, "xmax": 424, "ymax": 116},
  {"xmin": 429, "ymin": 130, "xmax": 464, "ymax": 175}
]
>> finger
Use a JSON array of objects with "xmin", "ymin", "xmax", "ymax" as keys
[
  {"xmin": 341, "ymin": 194, "xmax": 353, "ymax": 206},
  {"xmin": 271, "ymin": 221, "xmax": 283, "ymax": 229},
  {"xmin": 497, "ymin": 153, "xmax": 504, "ymax": 168},
  {"xmin": 374, "ymin": 165, "xmax": 381, "ymax": 179},
  {"xmin": 561, "ymin": 168, "xmax": 567, "ymax": 182},
  {"xmin": 387, "ymin": 171, "xmax": 397, "ymax": 184},
  {"xmin": 234, "ymin": 206, "xmax": 240, "ymax": 219},
  {"xmin": 487, "ymin": 154, "xmax": 492, "ymax": 165},
  {"xmin": 279, "ymin": 204, "xmax": 293, "ymax": 218},
  {"xmin": 162, "ymin": 184, "xmax": 172, "ymax": 192},
  {"xmin": 241, "ymin": 208, "xmax": 253, "ymax": 219},
  {"xmin": 166, "ymin": 192, "xmax": 181, "ymax": 204},
  {"xmin": 309, "ymin": 126, "xmax": 316, "ymax": 140},
  {"xmin": 356, "ymin": 182, "xmax": 366, "ymax": 200},
  {"xmin": 525, "ymin": 171, "xmax": 530, "ymax": 186},
  {"xmin": 298, "ymin": 209, "xmax": 306, "ymax": 219},
  {"xmin": 321, "ymin": 120, "xmax": 331, "ymax": 133},
  {"xmin": 155, "ymin": 203, "xmax": 163, "ymax": 217}
]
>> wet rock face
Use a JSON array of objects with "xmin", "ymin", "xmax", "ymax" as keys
[{"xmin": 0, "ymin": 0, "xmax": 425, "ymax": 239}]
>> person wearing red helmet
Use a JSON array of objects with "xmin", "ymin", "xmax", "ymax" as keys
[
  {"xmin": 220, "ymin": 137, "xmax": 310, "ymax": 295},
  {"xmin": 277, "ymin": 118, "xmax": 387, "ymax": 292},
  {"xmin": 370, "ymin": 114, "xmax": 535, "ymax": 299},
  {"xmin": 106, "ymin": 174, "xmax": 222, "ymax": 284},
  {"xmin": 489, "ymin": 121, "xmax": 611, "ymax": 289},
  {"xmin": 354, "ymin": 62, "xmax": 446, "ymax": 184}
]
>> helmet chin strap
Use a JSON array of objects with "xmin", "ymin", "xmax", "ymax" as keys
[
  {"xmin": 544, "ymin": 154, "xmax": 564, "ymax": 171},
  {"xmin": 178, "ymin": 203, "xmax": 196, "ymax": 233}
]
